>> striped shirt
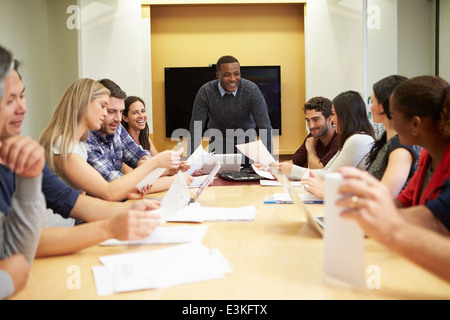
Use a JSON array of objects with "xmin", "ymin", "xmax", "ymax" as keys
[{"xmin": 86, "ymin": 124, "xmax": 150, "ymax": 182}]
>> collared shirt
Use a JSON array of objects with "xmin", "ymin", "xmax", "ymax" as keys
[
  {"xmin": 86, "ymin": 124, "xmax": 151, "ymax": 182},
  {"xmin": 218, "ymin": 82, "xmax": 237, "ymax": 97},
  {"xmin": 190, "ymin": 78, "xmax": 272, "ymax": 156}
]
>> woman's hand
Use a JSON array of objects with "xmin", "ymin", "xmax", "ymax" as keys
[
  {"xmin": 335, "ymin": 167, "xmax": 405, "ymax": 246},
  {"xmin": 276, "ymin": 162, "xmax": 293, "ymax": 175},
  {"xmin": 301, "ymin": 171, "xmax": 325, "ymax": 199}
]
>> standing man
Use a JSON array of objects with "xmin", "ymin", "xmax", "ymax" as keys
[
  {"xmin": 279, "ymin": 96, "xmax": 340, "ymax": 173},
  {"xmin": 189, "ymin": 55, "xmax": 273, "ymax": 164}
]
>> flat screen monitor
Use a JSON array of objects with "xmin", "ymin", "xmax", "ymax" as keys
[{"xmin": 164, "ymin": 65, "xmax": 281, "ymax": 138}]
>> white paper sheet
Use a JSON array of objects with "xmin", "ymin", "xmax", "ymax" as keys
[
  {"xmin": 159, "ymin": 171, "xmax": 191, "ymax": 223},
  {"xmin": 136, "ymin": 167, "xmax": 167, "ymax": 192},
  {"xmin": 188, "ymin": 175, "xmax": 208, "ymax": 188},
  {"xmin": 100, "ymin": 225, "xmax": 208, "ymax": 246},
  {"xmin": 236, "ymin": 140, "xmax": 275, "ymax": 167},
  {"xmin": 323, "ymin": 173, "xmax": 366, "ymax": 288},
  {"xmin": 92, "ymin": 243, "xmax": 232, "ymax": 296},
  {"xmin": 251, "ymin": 164, "xmax": 275, "ymax": 179},
  {"xmin": 185, "ymin": 145, "xmax": 213, "ymax": 175},
  {"xmin": 92, "ymin": 266, "xmax": 114, "ymax": 296}
]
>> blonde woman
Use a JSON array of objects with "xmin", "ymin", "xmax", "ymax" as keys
[{"xmin": 39, "ymin": 78, "xmax": 181, "ymax": 201}]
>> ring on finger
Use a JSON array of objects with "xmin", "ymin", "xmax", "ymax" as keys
[{"xmin": 350, "ymin": 195, "xmax": 359, "ymax": 209}]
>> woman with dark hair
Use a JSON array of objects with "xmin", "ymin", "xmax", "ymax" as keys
[
  {"xmin": 391, "ymin": 75, "xmax": 450, "ymax": 209},
  {"xmin": 366, "ymin": 75, "xmax": 421, "ymax": 197},
  {"xmin": 333, "ymin": 77, "xmax": 450, "ymax": 282},
  {"xmin": 290, "ymin": 91, "xmax": 374, "ymax": 176},
  {"xmin": 277, "ymin": 91, "xmax": 376, "ymax": 198},
  {"xmin": 122, "ymin": 96, "xmax": 158, "ymax": 156}
]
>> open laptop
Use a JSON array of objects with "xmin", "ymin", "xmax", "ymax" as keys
[
  {"xmin": 273, "ymin": 172, "xmax": 324, "ymax": 236},
  {"xmin": 189, "ymin": 164, "xmax": 222, "ymax": 203},
  {"xmin": 201, "ymin": 154, "xmax": 242, "ymax": 174}
]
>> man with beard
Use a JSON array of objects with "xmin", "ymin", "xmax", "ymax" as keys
[
  {"xmin": 86, "ymin": 79, "xmax": 192, "ymax": 193},
  {"xmin": 284, "ymin": 96, "xmax": 340, "ymax": 171}
]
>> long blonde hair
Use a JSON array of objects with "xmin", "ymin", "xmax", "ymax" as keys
[{"xmin": 39, "ymin": 78, "xmax": 110, "ymax": 174}]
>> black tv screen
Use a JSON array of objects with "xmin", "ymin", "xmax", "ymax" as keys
[{"xmin": 164, "ymin": 66, "xmax": 281, "ymax": 138}]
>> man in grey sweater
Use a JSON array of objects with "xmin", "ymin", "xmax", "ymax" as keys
[
  {"xmin": 189, "ymin": 55, "xmax": 273, "ymax": 165},
  {"xmin": 0, "ymin": 46, "xmax": 45, "ymax": 299}
]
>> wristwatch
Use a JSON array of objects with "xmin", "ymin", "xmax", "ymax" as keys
[{"xmin": 141, "ymin": 156, "xmax": 151, "ymax": 161}]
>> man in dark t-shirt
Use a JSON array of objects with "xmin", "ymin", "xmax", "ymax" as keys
[
  {"xmin": 281, "ymin": 97, "xmax": 340, "ymax": 173},
  {"xmin": 291, "ymin": 131, "xmax": 340, "ymax": 168}
]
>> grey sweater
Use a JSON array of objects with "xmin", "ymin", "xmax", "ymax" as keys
[
  {"xmin": 0, "ymin": 175, "xmax": 45, "ymax": 299},
  {"xmin": 189, "ymin": 78, "xmax": 273, "ymax": 155}
]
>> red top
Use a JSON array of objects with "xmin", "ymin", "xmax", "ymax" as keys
[{"xmin": 397, "ymin": 140, "xmax": 450, "ymax": 207}]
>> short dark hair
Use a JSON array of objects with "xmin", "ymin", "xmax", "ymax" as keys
[
  {"xmin": 216, "ymin": 55, "xmax": 240, "ymax": 72},
  {"xmin": 13, "ymin": 59, "xmax": 22, "ymax": 80},
  {"xmin": 0, "ymin": 46, "xmax": 12, "ymax": 80},
  {"xmin": 98, "ymin": 78, "xmax": 127, "ymax": 99},
  {"xmin": 0, "ymin": 45, "xmax": 13, "ymax": 99},
  {"xmin": 302, "ymin": 96, "xmax": 332, "ymax": 119}
]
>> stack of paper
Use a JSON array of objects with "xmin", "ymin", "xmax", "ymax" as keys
[
  {"xmin": 92, "ymin": 243, "xmax": 232, "ymax": 296},
  {"xmin": 169, "ymin": 204, "xmax": 257, "ymax": 222}
]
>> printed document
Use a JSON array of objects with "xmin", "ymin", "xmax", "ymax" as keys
[
  {"xmin": 158, "ymin": 171, "xmax": 191, "ymax": 223},
  {"xmin": 92, "ymin": 243, "xmax": 232, "ymax": 296},
  {"xmin": 136, "ymin": 167, "xmax": 167, "ymax": 192},
  {"xmin": 185, "ymin": 145, "xmax": 213, "ymax": 176},
  {"xmin": 251, "ymin": 164, "xmax": 274, "ymax": 179},
  {"xmin": 236, "ymin": 140, "xmax": 275, "ymax": 167}
]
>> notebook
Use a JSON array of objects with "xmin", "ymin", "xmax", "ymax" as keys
[
  {"xmin": 273, "ymin": 172, "xmax": 324, "ymax": 236},
  {"xmin": 190, "ymin": 164, "xmax": 222, "ymax": 203}
]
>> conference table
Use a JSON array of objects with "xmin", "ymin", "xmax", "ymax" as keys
[{"xmin": 10, "ymin": 177, "xmax": 450, "ymax": 300}]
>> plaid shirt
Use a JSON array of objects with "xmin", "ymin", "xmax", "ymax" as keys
[{"xmin": 86, "ymin": 124, "xmax": 151, "ymax": 182}]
